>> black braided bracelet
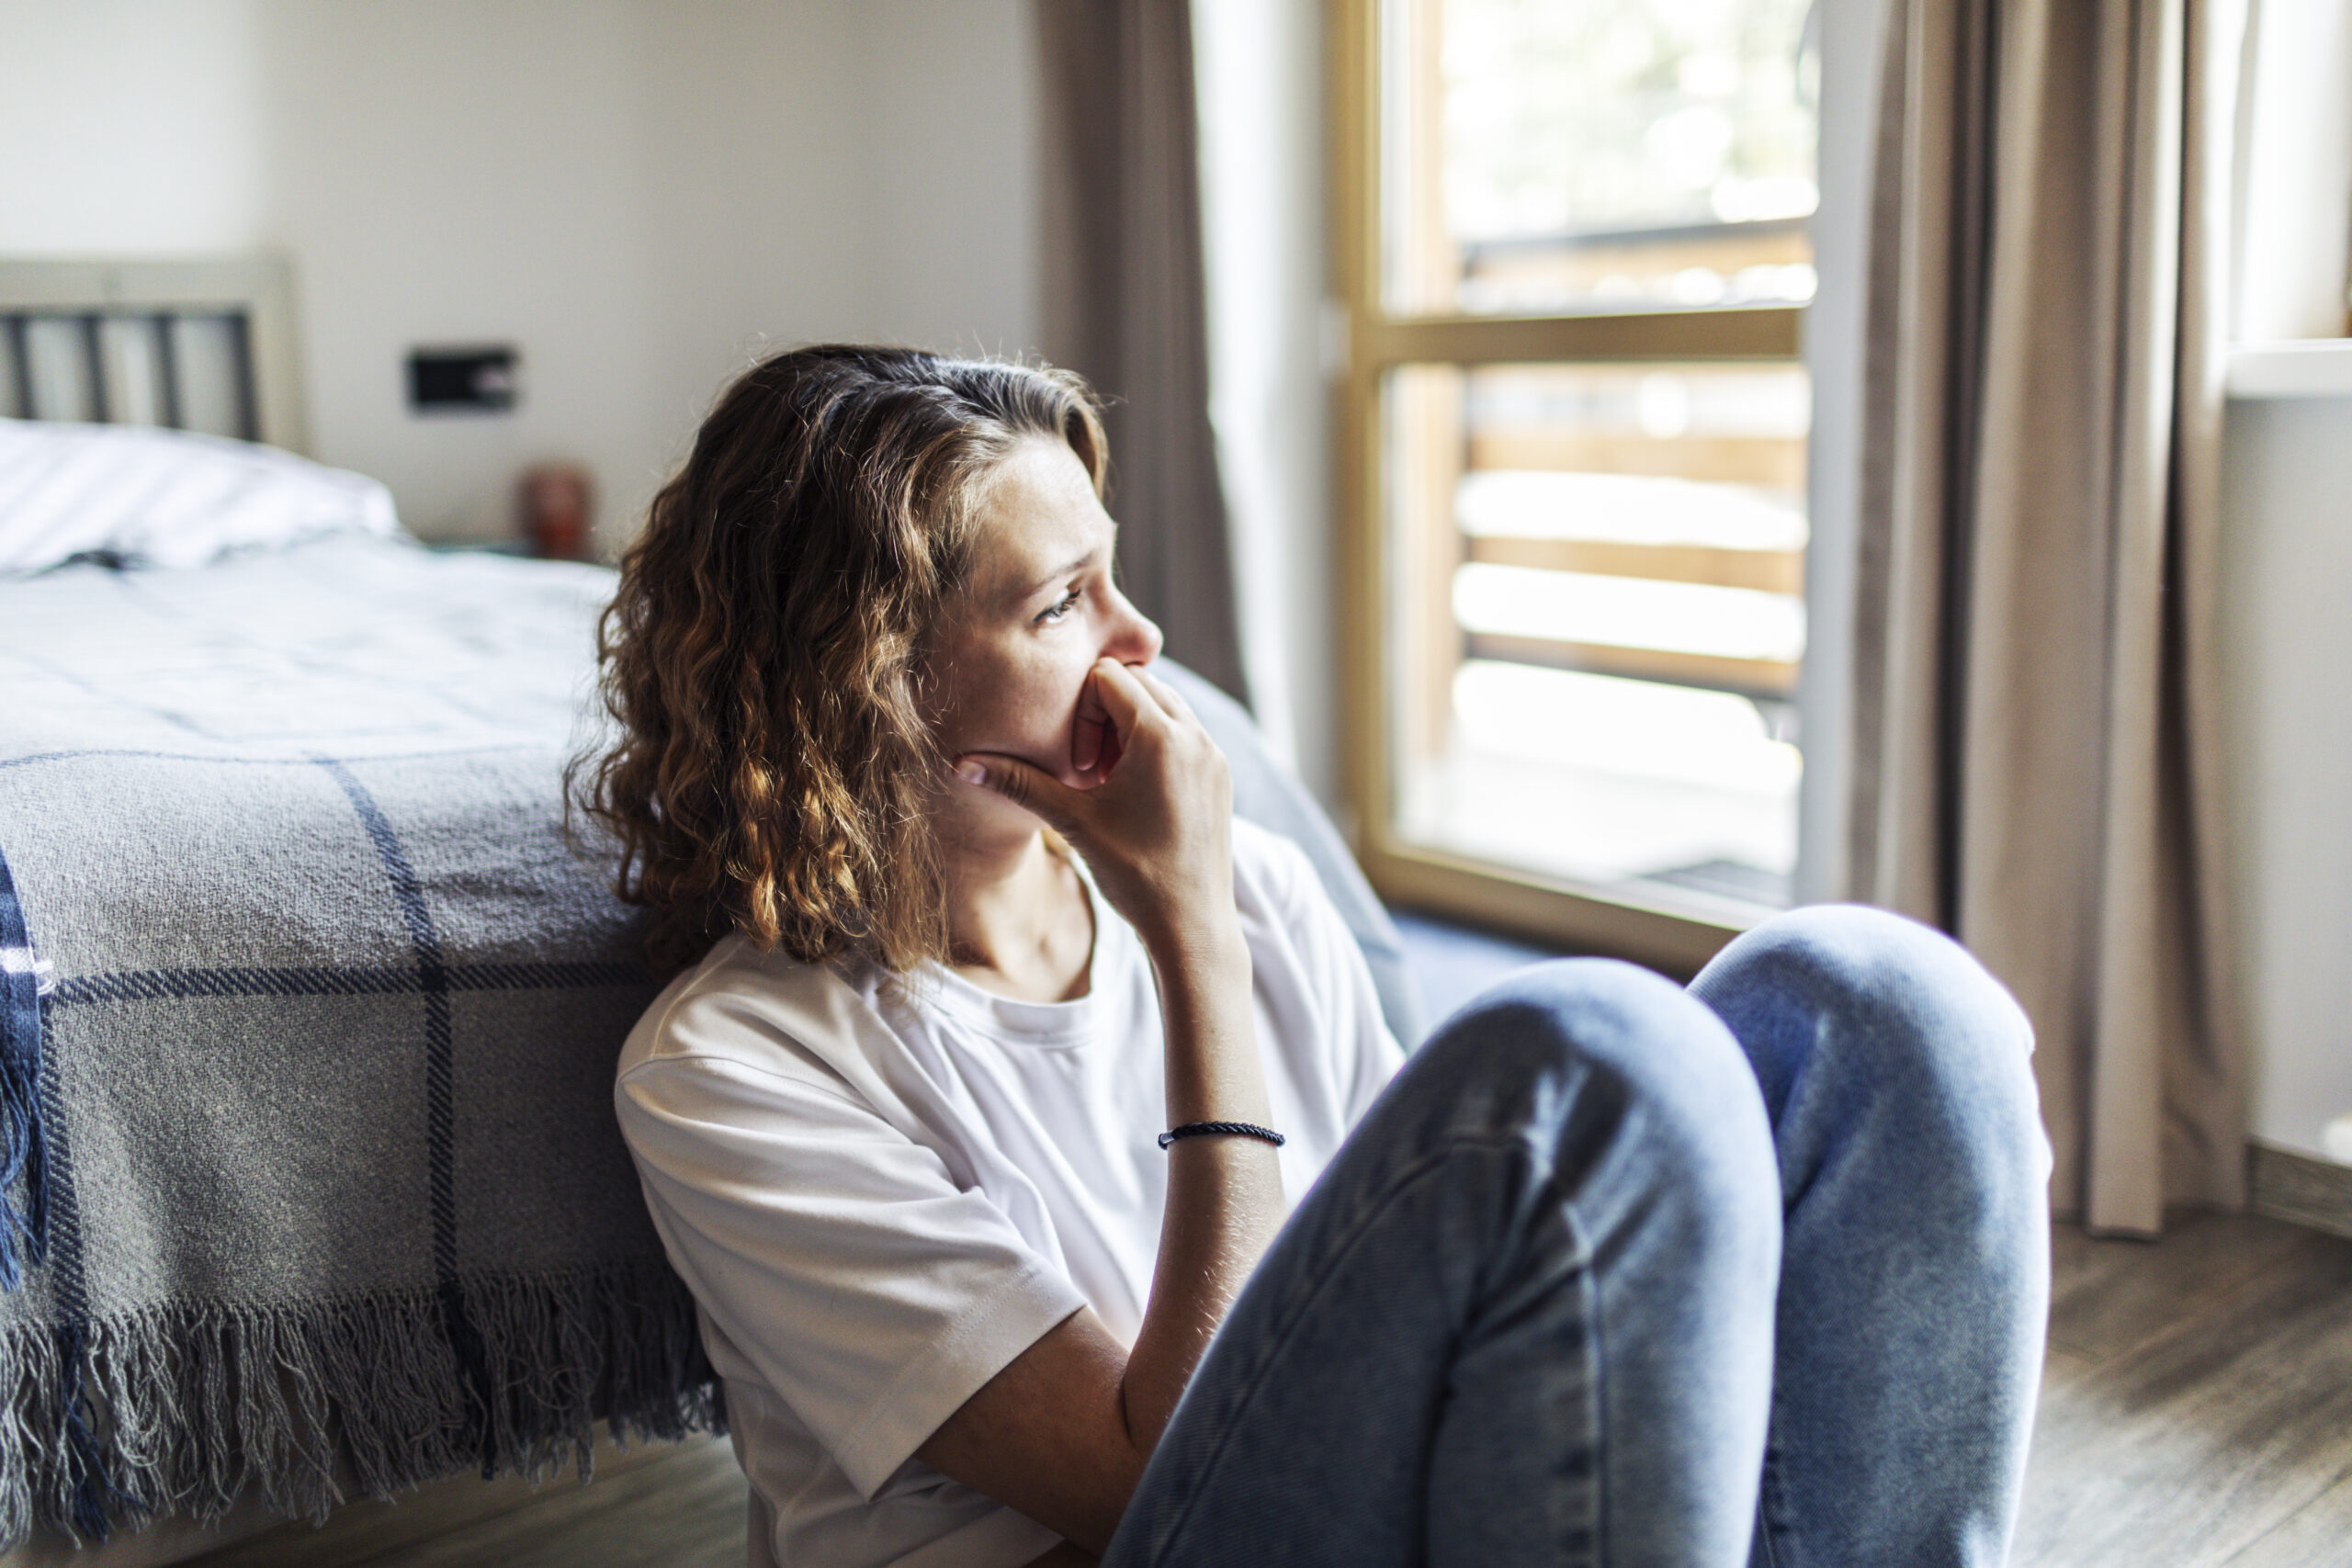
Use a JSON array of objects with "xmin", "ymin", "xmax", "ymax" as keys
[{"xmin": 1158, "ymin": 1120, "xmax": 1287, "ymax": 1150}]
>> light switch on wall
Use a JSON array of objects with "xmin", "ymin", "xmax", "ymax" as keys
[{"xmin": 406, "ymin": 346, "xmax": 518, "ymax": 412}]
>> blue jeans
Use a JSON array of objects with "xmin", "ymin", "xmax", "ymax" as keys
[{"xmin": 1102, "ymin": 906, "xmax": 2052, "ymax": 1568}]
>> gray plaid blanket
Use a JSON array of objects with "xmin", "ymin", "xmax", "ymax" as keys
[{"xmin": 0, "ymin": 536, "xmax": 716, "ymax": 1547}]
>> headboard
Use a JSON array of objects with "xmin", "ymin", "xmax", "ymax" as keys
[{"xmin": 0, "ymin": 256, "xmax": 307, "ymax": 454}]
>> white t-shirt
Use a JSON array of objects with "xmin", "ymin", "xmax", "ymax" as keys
[{"xmin": 615, "ymin": 819, "xmax": 1406, "ymax": 1568}]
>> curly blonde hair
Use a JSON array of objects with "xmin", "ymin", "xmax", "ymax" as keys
[{"xmin": 572, "ymin": 345, "xmax": 1108, "ymax": 976}]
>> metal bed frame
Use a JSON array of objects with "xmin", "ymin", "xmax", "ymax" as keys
[{"xmin": 0, "ymin": 256, "xmax": 306, "ymax": 454}]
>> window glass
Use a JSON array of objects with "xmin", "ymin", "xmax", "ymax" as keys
[
  {"xmin": 1384, "ymin": 361, "xmax": 1807, "ymax": 909},
  {"xmin": 1382, "ymin": 0, "xmax": 1819, "ymax": 315}
]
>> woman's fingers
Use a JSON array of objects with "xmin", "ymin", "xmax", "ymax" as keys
[
  {"xmin": 1125, "ymin": 662, "xmax": 1193, "ymax": 722},
  {"xmin": 1088, "ymin": 657, "xmax": 1158, "ymax": 733},
  {"xmin": 1071, "ymin": 684, "xmax": 1108, "ymax": 775},
  {"xmin": 956, "ymin": 753, "xmax": 1091, "ymax": 836},
  {"xmin": 1072, "ymin": 659, "xmax": 1148, "ymax": 778}
]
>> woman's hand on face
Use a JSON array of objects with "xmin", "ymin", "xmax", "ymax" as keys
[{"xmin": 956, "ymin": 659, "xmax": 1233, "ymax": 955}]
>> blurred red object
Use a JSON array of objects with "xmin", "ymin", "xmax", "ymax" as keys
[{"xmin": 520, "ymin": 464, "xmax": 593, "ymax": 559}]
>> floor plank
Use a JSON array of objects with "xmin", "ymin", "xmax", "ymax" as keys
[
  {"xmin": 2221, "ymin": 1463, "xmax": 2352, "ymax": 1567},
  {"xmin": 185, "ymin": 1438, "xmax": 743, "ymax": 1568},
  {"xmin": 2044, "ymin": 1208, "xmax": 2320, "ymax": 1368},
  {"xmin": 345, "ymin": 1439, "xmax": 745, "ymax": 1568},
  {"xmin": 2017, "ymin": 1218, "xmax": 2352, "ymax": 1568}
]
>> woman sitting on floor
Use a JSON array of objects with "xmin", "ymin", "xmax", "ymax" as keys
[{"xmin": 581, "ymin": 345, "xmax": 2052, "ymax": 1568}]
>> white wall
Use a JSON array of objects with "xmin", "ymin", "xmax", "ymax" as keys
[
  {"xmin": 0, "ymin": 0, "xmax": 1040, "ymax": 546},
  {"xmin": 253, "ymin": 0, "xmax": 662, "ymax": 541},
  {"xmin": 0, "ymin": 0, "xmax": 268, "ymax": 253},
  {"xmin": 2220, "ymin": 389, "xmax": 2352, "ymax": 1166},
  {"xmin": 2233, "ymin": 0, "xmax": 2352, "ymax": 342},
  {"xmin": 856, "ymin": 1, "xmax": 1040, "ymax": 359},
  {"xmin": 1194, "ymin": 0, "xmax": 1333, "ymax": 804}
]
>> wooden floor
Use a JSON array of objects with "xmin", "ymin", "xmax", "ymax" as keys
[
  {"xmin": 183, "ymin": 1211, "xmax": 2352, "ymax": 1568},
  {"xmin": 180, "ymin": 1438, "xmax": 748, "ymax": 1568},
  {"xmin": 2018, "ymin": 1210, "xmax": 2352, "ymax": 1566}
]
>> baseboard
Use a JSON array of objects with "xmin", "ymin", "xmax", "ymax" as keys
[{"xmin": 2248, "ymin": 1141, "xmax": 2352, "ymax": 1241}]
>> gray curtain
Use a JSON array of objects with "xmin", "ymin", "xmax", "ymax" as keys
[
  {"xmin": 1035, "ymin": 0, "xmax": 1250, "ymax": 705},
  {"xmin": 1848, "ymin": 0, "xmax": 2248, "ymax": 1235}
]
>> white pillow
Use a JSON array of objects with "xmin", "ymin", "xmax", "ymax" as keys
[{"xmin": 0, "ymin": 418, "xmax": 401, "ymax": 574}]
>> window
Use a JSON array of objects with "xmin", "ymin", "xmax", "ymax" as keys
[{"xmin": 1331, "ymin": 0, "xmax": 1815, "ymax": 972}]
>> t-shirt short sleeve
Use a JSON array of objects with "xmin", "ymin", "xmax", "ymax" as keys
[{"xmin": 616, "ymin": 1051, "xmax": 1089, "ymax": 1498}]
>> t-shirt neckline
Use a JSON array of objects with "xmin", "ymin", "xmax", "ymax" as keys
[{"xmin": 920, "ymin": 850, "xmax": 1125, "ymax": 1049}]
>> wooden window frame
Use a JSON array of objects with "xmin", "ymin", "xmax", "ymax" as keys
[{"xmin": 1326, "ymin": 0, "xmax": 1807, "ymax": 977}]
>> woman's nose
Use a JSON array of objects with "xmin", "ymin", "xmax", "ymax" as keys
[{"xmin": 1104, "ymin": 592, "xmax": 1163, "ymax": 667}]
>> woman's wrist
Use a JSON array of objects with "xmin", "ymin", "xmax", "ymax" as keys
[
  {"xmin": 1134, "ymin": 892, "xmax": 1247, "ymax": 970},
  {"xmin": 1148, "ymin": 916, "xmax": 1267, "ymax": 1131},
  {"xmin": 1139, "ymin": 919, "xmax": 1250, "ymax": 996}
]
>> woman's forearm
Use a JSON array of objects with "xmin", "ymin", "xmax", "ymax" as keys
[
  {"xmin": 911, "ymin": 920, "xmax": 1283, "ymax": 1548},
  {"xmin": 1120, "ymin": 924, "xmax": 1285, "ymax": 1450},
  {"xmin": 928, "ymin": 659, "xmax": 1284, "ymax": 1537}
]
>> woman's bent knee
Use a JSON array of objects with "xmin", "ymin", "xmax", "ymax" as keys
[
  {"xmin": 1692, "ymin": 904, "xmax": 2051, "ymax": 1210},
  {"xmin": 1419, "ymin": 959, "xmax": 1740, "ymax": 1116},
  {"xmin": 1390, "ymin": 959, "xmax": 1778, "ymax": 1227},
  {"xmin": 1693, "ymin": 906, "xmax": 2034, "ymax": 1111}
]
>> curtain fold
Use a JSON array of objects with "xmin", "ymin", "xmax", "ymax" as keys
[
  {"xmin": 1849, "ymin": 0, "xmax": 2248, "ymax": 1235},
  {"xmin": 1035, "ymin": 0, "xmax": 1250, "ymax": 705}
]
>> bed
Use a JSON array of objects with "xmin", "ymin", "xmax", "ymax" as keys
[
  {"xmin": 0, "ymin": 259, "xmax": 1422, "ymax": 1561},
  {"xmin": 0, "ymin": 257, "xmax": 724, "ymax": 1559}
]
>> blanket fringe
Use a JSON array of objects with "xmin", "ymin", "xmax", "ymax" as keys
[{"xmin": 0, "ymin": 1261, "xmax": 721, "ymax": 1548}]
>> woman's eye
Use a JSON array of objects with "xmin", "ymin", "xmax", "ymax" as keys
[{"xmin": 1035, "ymin": 589, "xmax": 1082, "ymax": 625}]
